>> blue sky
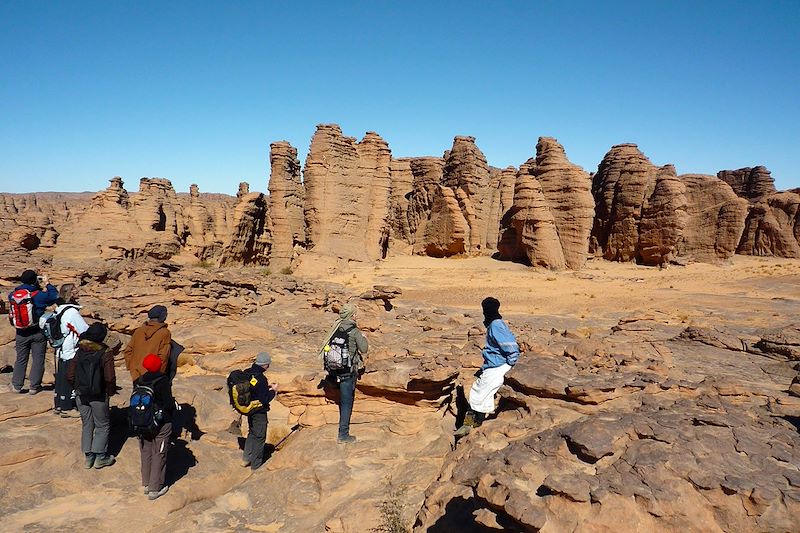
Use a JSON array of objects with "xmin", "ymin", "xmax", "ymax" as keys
[{"xmin": 1, "ymin": 0, "xmax": 798, "ymax": 194}]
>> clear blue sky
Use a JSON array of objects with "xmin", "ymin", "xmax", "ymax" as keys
[{"xmin": 1, "ymin": 0, "xmax": 798, "ymax": 194}]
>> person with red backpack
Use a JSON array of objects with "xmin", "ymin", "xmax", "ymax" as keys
[{"xmin": 8, "ymin": 269, "xmax": 59, "ymax": 395}]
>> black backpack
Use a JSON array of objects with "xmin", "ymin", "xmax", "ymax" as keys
[
  {"xmin": 41, "ymin": 305, "xmax": 76, "ymax": 349},
  {"xmin": 324, "ymin": 327, "xmax": 351, "ymax": 373},
  {"xmin": 74, "ymin": 349, "xmax": 104, "ymax": 397},
  {"xmin": 129, "ymin": 376, "xmax": 164, "ymax": 436},
  {"xmin": 226, "ymin": 370, "xmax": 264, "ymax": 415}
]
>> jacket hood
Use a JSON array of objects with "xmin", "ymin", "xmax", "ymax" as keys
[
  {"xmin": 141, "ymin": 320, "xmax": 167, "ymax": 340},
  {"xmin": 78, "ymin": 339, "xmax": 106, "ymax": 352}
]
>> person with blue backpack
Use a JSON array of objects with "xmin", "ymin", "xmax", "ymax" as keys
[
  {"xmin": 132, "ymin": 353, "xmax": 175, "ymax": 500},
  {"xmin": 8, "ymin": 269, "xmax": 59, "ymax": 395},
  {"xmin": 454, "ymin": 297, "xmax": 520, "ymax": 437}
]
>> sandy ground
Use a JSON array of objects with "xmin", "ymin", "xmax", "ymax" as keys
[{"xmin": 297, "ymin": 254, "xmax": 800, "ymax": 333}]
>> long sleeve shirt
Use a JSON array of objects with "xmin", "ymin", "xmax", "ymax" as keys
[{"xmin": 481, "ymin": 319, "xmax": 520, "ymax": 370}]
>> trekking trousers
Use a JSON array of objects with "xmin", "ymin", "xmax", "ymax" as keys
[
  {"xmin": 244, "ymin": 411, "xmax": 268, "ymax": 470},
  {"xmin": 12, "ymin": 331, "xmax": 47, "ymax": 391},
  {"xmin": 76, "ymin": 395, "xmax": 110, "ymax": 454},
  {"xmin": 140, "ymin": 422, "xmax": 172, "ymax": 492},
  {"xmin": 54, "ymin": 357, "xmax": 76, "ymax": 411},
  {"xmin": 468, "ymin": 363, "xmax": 512, "ymax": 414},
  {"xmin": 338, "ymin": 373, "xmax": 357, "ymax": 439}
]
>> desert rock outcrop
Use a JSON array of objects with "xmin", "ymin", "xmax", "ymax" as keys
[
  {"xmin": 499, "ymin": 137, "xmax": 593, "ymax": 269},
  {"xmin": 267, "ymin": 141, "xmax": 305, "ymax": 269},
  {"xmin": 718, "ymin": 166, "xmax": 777, "ymax": 200},
  {"xmin": 591, "ymin": 145, "xmax": 749, "ymax": 265},
  {"xmin": 303, "ymin": 125, "xmax": 392, "ymax": 261}
]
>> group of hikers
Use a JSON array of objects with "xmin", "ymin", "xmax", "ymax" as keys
[{"xmin": 6, "ymin": 268, "xmax": 520, "ymax": 500}]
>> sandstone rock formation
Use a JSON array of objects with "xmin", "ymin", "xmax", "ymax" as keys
[
  {"xmin": 405, "ymin": 157, "xmax": 445, "ymax": 253},
  {"xmin": 1, "ymin": 125, "xmax": 798, "ymax": 270},
  {"xmin": 0, "ymin": 192, "xmax": 91, "ymax": 251},
  {"xmin": 737, "ymin": 191, "xmax": 800, "ymax": 258},
  {"xmin": 498, "ymin": 137, "xmax": 593, "ymax": 269},
  {"xmin": 591, "ymin": 144, "xmax": 663, "ymax": 261},
  {"xmin": 718, "ymin": 166, "xmax": 777, "ymax": 200},
  {"xmin": 217, "ymin": 187, "xmax": 269, "ymax": 266},
  {"xmin": 52, "ymin": 177, "xmax": 240, "ymax": 263},
  {"xmin": 591, "ymin": 145, "xmax": 749, "ymax": 265},
  {"xmin": 303, "ymin": 125, "xmax": 392, "ymax": 261},
  {"xmin": 677, "ymin": 174, "xmax": 749, "ymax": 262},
  {"xmin": 637, "ymin": 165, "xmax": 688, "ymax": 264},
  {"xmin": 719, "ymin": 167, "xmax": 800, "ymax": 258},
  {"xmin": 267, "ymin": 141, "xmax": 305, "ymax": 269}
]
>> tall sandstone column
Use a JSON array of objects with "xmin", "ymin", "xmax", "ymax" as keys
[
  {"xmin": 268, "ymin": 141, "xmax": 305, "ymax": 269},
  {"xmin": 530, "ymin": 137, "xmax": 594, "ymax": 269},
  {"xmin": 302, "ymin": 124, "xmax": 392, "ymax": 261}
]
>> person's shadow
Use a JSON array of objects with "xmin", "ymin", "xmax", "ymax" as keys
[
  {"xmin": 173, "ymin": 403, "xmax": 204, "ymax": 441},
  {"xmin": 107, "ymin": 405, "xmax": 132, "ymax": 457},
  {"xmin": 166, "ymin": 438, "xmax": 197, "ymax": 486}
]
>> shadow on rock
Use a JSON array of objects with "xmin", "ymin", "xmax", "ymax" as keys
[
  {"xmin": 785, "ymin": 415, "xmax": 800, "ymax": 433},
  {"xmin": 425, "ymin": 496, "xmax": 523, "ymax": 532},
  {"xmin": 166, "ymin": 438, "xmax": 197, "ymax": 487},
  {"xmin": 108, "ymin": 405, "xmax": 131, "ymax": 457},
  {"xmin": 174, "ymin": 403, "xmax": 204, "ymax": 441}
]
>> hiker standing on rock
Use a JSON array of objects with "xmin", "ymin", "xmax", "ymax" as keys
[
  {"xmin": 8, "ymin": 269, "xmax": 59, "ymax": 395},
  {"xmin": 133, "ymin": 354, "xmax": 175, "ymax": 500},
  {"xmin": 237, "ymin": 352, "xmax": 277, "ymax": 471},
  {"xmin": 123, "ymin": 305, "xmax": 172, "ymax": 382},
  {"xmin": 319, "ymin": 303, "xmax": 368, "ymax": 444},
  {"xmin": 67, "ymin": 322, "xmax": 117, "ymax": 469},
  {"xmin": 49, "ymin": 283, "xmax": 89, "ymax": 417},
  {"xmin": 455, "ymin": 297, "xmax": 519, "ymax": 437}
]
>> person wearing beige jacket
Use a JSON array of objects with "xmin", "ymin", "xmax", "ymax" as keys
[{"xmin": 123, "ymin": 305, "xmax": 172, "ymax": 382}]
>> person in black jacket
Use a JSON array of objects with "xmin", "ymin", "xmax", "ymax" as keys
[
  {"xmin": 67, "ymin": 322, "xmax": 117, "ymax": 469},
  {"xmin": 242, "ymin": 352, "xmax": 277, "ymax": 471},
  {"xmin": 136, "ymin": 353, "xmax": 175, "ymax": 500}
]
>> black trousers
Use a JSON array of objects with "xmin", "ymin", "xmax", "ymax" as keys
[{"xmin": 54, "ymin": 357, "xmax": 76, "ymax": 411}]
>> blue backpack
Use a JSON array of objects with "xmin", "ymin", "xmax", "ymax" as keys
[{"xmin": 129, "ymin": 377, "xmax": 165, "ymax": 436}]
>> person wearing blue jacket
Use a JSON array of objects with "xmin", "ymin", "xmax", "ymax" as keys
[
  {"xmin": 9, "ymin": 270, "xmax": 59, "ymax": 394},
  {"xmin": 455, "ymin": 297, "xmax": 519, "ymax": 437},
  {"xmin": 242, "ymin": 352, "xmax": 278, "ymax": 471}
]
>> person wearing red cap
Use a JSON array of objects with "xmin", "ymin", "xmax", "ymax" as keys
[{"xmin": 135, "ymin": 353, "xmax": 175, "ymax": 500}]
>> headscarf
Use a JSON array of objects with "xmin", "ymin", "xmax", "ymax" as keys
[
  {"xmin": 318, "ymin": 303, "xmax": 357, "ymax": 358},
  {"xmin": 481, "ymin": 297, "xmax": 502, "ymax": 327}
]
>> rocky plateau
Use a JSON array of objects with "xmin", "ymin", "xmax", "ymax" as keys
[{"xmin": 1, "ymin": 125, "xmax": 799, "ymax": 532}]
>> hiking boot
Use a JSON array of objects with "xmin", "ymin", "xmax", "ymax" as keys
[
  {"xmin": 148, "ymin": 486, "xmax": 169, "ymax": 500},
  {"xmin": 143, "ymin": 486, "xmax": 149, "ymax": 495},
  {"xmin": 60, "ymin": 409, "xmax": 80, "ymax": 418},
  {"xmin": 53, "ymin": 408, "xmax": 62, "ymax": 416},
  {"xmin": 28, "ymin": 387, "xmax": 42, "ymax": 395},
  {"xmin": 9, "ymin": 384, "xmax": 23, "ymax": 394},
  {"xmin": 240, "ymin": 459, "xmax": 251, "ymax": 468},
  {"xmin": 453, "ymin": 423, "xmax": 473, "ymax": 437},
  {"xmin": 337, "ymin": 435, "xmax": 357, "ymax": 444},
  {"xmin": 93, "ymin": 455, "xmax": 116, "ymax": 469},
  {"xmin": 84, "ymin": 453, "xmax": 96, "ymax": 469}
]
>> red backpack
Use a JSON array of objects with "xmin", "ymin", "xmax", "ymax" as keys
[{"xmin": 8, "ymin": 289, "xmax": 39, "ymax": 329}]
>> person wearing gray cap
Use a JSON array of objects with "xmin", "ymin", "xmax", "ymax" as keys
[
  {"xmin": 240, "ymin": 352, "xmax": 277, "ymax": 470},
  {"xmin": 123, "ymin": 305, "xmax": 172, "ymax": 383}
]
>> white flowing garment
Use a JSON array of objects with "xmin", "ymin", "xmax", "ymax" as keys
[{"xmin": 468, "ymin": 363, "xmax": 512, "ymax": 414}]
